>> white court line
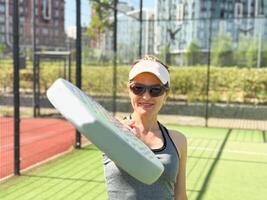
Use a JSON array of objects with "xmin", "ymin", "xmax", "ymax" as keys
[{"xmin": 189, "ymin": 146, "xmax": 267, "ymax": 156}]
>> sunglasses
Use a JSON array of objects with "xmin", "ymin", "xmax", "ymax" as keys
[{"xmin": 129, "ymin": 82, "xmax": 169, "ymax": 97}]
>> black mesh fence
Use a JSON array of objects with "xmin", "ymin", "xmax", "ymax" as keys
[
  {"xmin": 0, "ymin": 0, "xmax": 82, "ymax": 180},
  {"xmin": 0, "ymin": 41, "xmax": 14, "ymax": 180},
  {"xmin": 0, "ymin": 0, "xmax": 267, "ymax": 179}
]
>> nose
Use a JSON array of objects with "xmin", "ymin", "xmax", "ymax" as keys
[{"xmin": 141, "ymin": 89, "xmax": 151, "ymax": 100}]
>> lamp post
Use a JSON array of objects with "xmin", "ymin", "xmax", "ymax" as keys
[
  {"xmin": 256, "ymin": 16, "xmax": 264, "ymax": 68},
  {"xmin": 139, "ymin": 0, "xmax": 143, "ymax": 58},
  {"xmin": 236, "ymin": 21, "xmax": 253, "ymax": 66},
  {"xmin": 164, "ymin": 0, "xmax": 183, "ymax": 65},
  {"xmin": 237, "ymin": 17, "xmax": 263, "ymax": 68}
]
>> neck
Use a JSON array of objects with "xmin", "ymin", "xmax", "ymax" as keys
[{"xmin": 131, "ymin": 112, "xmax": 159, "ymax": 133}]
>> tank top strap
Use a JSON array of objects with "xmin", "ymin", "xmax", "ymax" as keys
[{"xmin": 157, "ymin": 122, "xmax": 180, "ymax": 159}]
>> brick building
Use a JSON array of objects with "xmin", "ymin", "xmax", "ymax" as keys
[{"xmin": 0, "ymin": 0, "xmax": 65, "ymax": 51}]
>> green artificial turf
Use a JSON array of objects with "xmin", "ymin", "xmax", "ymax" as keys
[
  {"xmin": 0, "ymin": 145, "xmax": 107, "ymax": 200},
  {"xmin": 1, "ymin": 125, "xmax": 267, "ymax": 200},
  {"xmin": 172, "ymin": 125, "xmax": 267, "ymax": 200}
]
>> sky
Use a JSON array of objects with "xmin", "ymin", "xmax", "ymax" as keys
[{"xmin": 64, "ymin": 0, "xmax": 155, "ymax": 28}]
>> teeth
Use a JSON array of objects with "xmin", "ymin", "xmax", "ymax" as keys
[{"xmin": 139, "ymin": 102, "xmax": 153, "ymax": 106}]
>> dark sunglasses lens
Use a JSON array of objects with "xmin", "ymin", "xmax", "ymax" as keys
[
  {"xmin": 130, "ymin": 84, "xmax": 145, "ymax": 95},
  {"xmin": 149, "ymin": 86, "xmax": 164, "ymax": 97}
]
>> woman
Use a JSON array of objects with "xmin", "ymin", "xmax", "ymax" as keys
[{"xmin": 104, "ymin": 55, "xmax": 188, "ymax": 200}]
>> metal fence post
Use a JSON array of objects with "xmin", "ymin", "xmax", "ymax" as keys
[
  {"xmin": 68, "ymin": 54, "xmax": 71, "ymax": 82},
  {"xmin": 112, "ymin": 0, "xmax": 118, "ymax": 116},
  {"xmin": 205, "ymin": 7, "xmax": 213, "ymax": 127},
  {"xmin": 32, "ymin": 0, "xmax": 38, "ymax": 117},
  {"xmin": 75, "ymin": 0, "xmax": 81, "ymax": 148},
  {"xmin": 13, "ymin": 0, "xmax": 20, "ymax": 176}
]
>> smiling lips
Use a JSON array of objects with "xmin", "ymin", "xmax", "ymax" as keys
[{"xmin": 138, "ymin": 102, "xmax": 154, "ymax": 109}]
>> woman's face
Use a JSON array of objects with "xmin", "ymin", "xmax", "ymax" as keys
[{"xmin": 129, "ymin": 72, "xmax": 169, "ymax": 117}]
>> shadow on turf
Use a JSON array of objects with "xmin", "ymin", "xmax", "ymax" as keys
[
  {"xmin": 187, "ymin": 189, "xmax": 201, "ymax": 193},
  {"xmin": 189, "ymin": 155, "xmax": 267, "ymax": 165},
  {"xmin": 21, "ymin": 174, "xmax": 104, "ymax": 183},
  {"xmin": 263, "ymin": 131, "xmax": 266, "ymax": 143},
  {"xmin": 195, "ymin": 129, "xmax": 232, "ymax": 200},
  {"xmin": 77, "ymin": 147, "xmax": 100, "ymax": 151}
]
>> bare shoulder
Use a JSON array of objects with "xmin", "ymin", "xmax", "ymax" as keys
[
  {"xmin": 169, "ymin": 130, "xmax": 187, "ymax": 146},
  {"xmin": 168, "ymin": 130, "xmax": 187, "ymax": 157}
]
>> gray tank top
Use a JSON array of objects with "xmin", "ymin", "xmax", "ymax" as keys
[{"xmin": 103, "ymin": 122, "xmax": 180, "ymax": 200}]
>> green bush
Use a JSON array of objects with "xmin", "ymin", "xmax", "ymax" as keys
[
  {"xmin": 183, "ymin": 41, "xmax": 202, "ymax": 66},
  {"xmin": 0, "ymin": 67, "xmax": 12, "ymax": 92},
  {"xmin": 0, "ymin": 63, "xmax": 267, "ymax": 104}
]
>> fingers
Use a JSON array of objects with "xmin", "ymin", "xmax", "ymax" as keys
[
  {"xmin": 128, "ymin": 120, "xmax": 136, "ymax": 129},
  {"xmin": 123, "ymin": 120, "xmax": 139, "ymax": 137}
]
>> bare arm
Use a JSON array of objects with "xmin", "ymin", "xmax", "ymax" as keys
[{"xmin": 169, "ymin": 131, "xmax": 188, "ymax": 200}]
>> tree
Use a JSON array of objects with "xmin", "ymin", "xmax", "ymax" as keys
[
  {"xmin": 261, "ymin": 41, "xmax": 267, "ymax": 67},
  {"xmin": 234, "ymin": 34, "xmax": 259, "ymax": 68},
  {"xmin": 87, "ymin": 0, "xmax": 113, "ymax": 43},
  {"xmin": 0, "ymin": 42, "xmax": 6, "ymax": 55},
  {"xmin": 184, "ymin": 41, "xmax": 201, "ymax": 66},
  {"xmin": 211, "ymin": 32, "xmax": 234, "ymax": 67},
  {"xmin": 246, "ymin": 37, "xmax": 258, "ymax": 68},
  {"xmin": 234, "ymin": 34, "xmax": 251, "ymax": 67}
]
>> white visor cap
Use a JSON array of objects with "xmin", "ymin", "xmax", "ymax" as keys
[{"xmin": 129, "ymin": 60, "xmax": 170, "ymax": 86}]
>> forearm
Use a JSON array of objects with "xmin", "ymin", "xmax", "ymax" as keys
[{"xmin": 175, "ymin": 193, "xmax": 188, "ymax": 200}]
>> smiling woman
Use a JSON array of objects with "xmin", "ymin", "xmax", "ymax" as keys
[{"xmin": 104, "ymin": 55, "xmax": 188, "ymax": 200}]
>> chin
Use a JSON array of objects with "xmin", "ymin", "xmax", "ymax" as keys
[{"xmin": 137, "ymin": 107, "xmax": 156, "ymax": 116}]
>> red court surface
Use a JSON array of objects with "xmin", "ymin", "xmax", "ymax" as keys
[{"xmin": 0, "ymin": 117, "xmax": 76, "ymax": 179}]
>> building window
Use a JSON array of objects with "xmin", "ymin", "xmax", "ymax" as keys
[
  {"xmin": 54, "ymin": 10, "xmax": 59, "ymax": 18},
  {"xmin": 20, "ymin": 17, "xmax": 25, "ymax": 23},
  {"xmin": 201, "ymin": 0, "xmax": 207, "ymax": 11},
  {"xmin": 55, "ymin": 30, "xmax": 59, "ymax": 36},
  {"xmin": 0, "ymin": 15, "xmax": 4, "ymax": 23},
  {"xmin": 0, "ymin": 25, "xmax": 5, "ymax": 33},
  {"xmin": 220, "ymin": 10, "xmax": 225, "ymax": 18},
  {"xmin": 172, "ymin": 4, "xmax": 177, "ymax": 19},
  {"xmin": 0, "ymin": 35, "xmax": 5, "ymax": 42},
  {"xmin": 228, "ymin": 3, "xmax": 233, "ymax": 12},
  {"xmin": 0, "ymin": 4, "xmax": 5, "ymax": 13},
  {"xmin": 42, "ymin": 0, "xmax": 52, "ymax": 20},
  {"xmin": 42, "ymin": 28, "xmax": 49, "ymax": 35},
  {"xmin": 177, "ymin": 3, "xmax": 184, "ymax": 20},
  {"xmin": 54, "ymin": 0, "xmax": 59, "ymax": 8},
  {"xmin": 235, "ymin": 3, "xmax": 243, "ymax": 18},
  {"xmin": 184, "ymin": 3, "xmax": 188, "ymax": 18},
  {"xmin": 35, "ymin": 7, "xmax": 38, "ymax": 15},
  {"xmin": 255, "ymin": 0, "xmax": 263, "ymax": 16}
]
